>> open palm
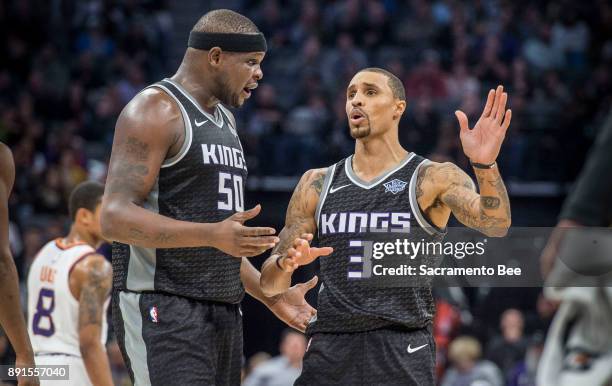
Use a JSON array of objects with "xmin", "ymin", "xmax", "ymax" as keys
[{"xmin": 456, "ymin": 85, "xmax": 512, "ymax": 165}]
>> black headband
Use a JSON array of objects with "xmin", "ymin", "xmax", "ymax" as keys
[{"xmin": 188, "ymin": 31, "xmax": 267, "ymax": 52}]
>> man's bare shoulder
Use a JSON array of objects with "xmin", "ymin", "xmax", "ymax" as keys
[
  {"xmin": 118, "ymin": 87, "xmax": 182, "ymax": 132},
  {"xmin": 71, "ymin": 253, "xmax": 112, "ymax": 288},
  {"xmin": 301, "ymin": 167, "xmax": 328, "ymax": 195}
]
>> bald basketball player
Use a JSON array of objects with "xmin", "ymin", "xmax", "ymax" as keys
[
  {"xmin": 261, "ymin": 68, "xmax": 512, "ymax": 385},
  {"xmin": 101, "ymin": 9, "xmax": 317, "ymax": 386},
  {"xmin": 0, "ymin": 142, "xmax": 38, "ymax": 386}
]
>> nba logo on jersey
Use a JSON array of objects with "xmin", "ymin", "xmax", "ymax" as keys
[
  {"xmin": 149, "ymin": 306, "xmax": 159, "ymax": 323},
  {"xmin": 383, "ymin": 179, "xmax": 407, "ymax": 194}
]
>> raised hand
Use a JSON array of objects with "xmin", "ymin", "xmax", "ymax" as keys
[
  {"xmin": 212, "ymin": 204, "xmax": 279, "ymax": 257},
  {"xmin": 455, "ymin": 85, "xmax": 512, "ymax": 165},
  {"xmin": 268, "ymin": 276, "xmax": 319, "ymax": 332},
  {"xmin": 278, "ymin": 233, "xmax": 333, "ymax": 273}
]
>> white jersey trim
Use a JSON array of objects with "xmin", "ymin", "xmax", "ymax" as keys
[
  {"xmin": 344, "ymin": 153, "xmax": 416, "ymax": 189},
  {"xmin": 164, "ymin": 78, "xmax": 224, "ymax": 128},
  {"xmin": 149, "ymin": 84, "xmax": 194, "ymax": 169}
]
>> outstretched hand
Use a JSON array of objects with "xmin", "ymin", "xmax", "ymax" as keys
[
  {"xmin": 455, "ymin": 85, "xmax": 512, "ymax": 165},
  {"xmin": 268, "ymin": 276, "xmax": 319, "ymax": 332},
  {"xmin": 279, "ymin": 233, "xmax": 333, "ymax": 273},
  {"xmin": 213, "ymin": 204, "xmax": 279, "ymax": 257}
]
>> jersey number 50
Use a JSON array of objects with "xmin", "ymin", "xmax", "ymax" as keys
[
  {"xmin": 218, "ymin": 172, "xmax": 244, "ymax": 212},
  {"xmin": 33, "ymin": 288, "xmax": 55, "ymax": 336}
]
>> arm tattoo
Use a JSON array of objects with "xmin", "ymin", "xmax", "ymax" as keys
[
  {"xmin": 107, "ymin": 136, "xmax": 151, "ymax": 196},
  {"xmin": 272, "ymin": 169, "xmax": 325, "ymax": 256},
  {"xmin": 126, "ymin": 137, "xmax": 149, "ymax": 162},
  {"xmin": 128, "ymin": 228, "xmax": 175, "ymax": 245},
  {"xmin": 481, "ymin": 196, "xmax": 501, "ymax": 209},
  {"xmin": 78, "ymin": 260, "xmax": 111, "ymax": 328},
  {"xmin": 486, "ymin": 174, "xmax": 511, "ymax": 219},
  {"xmin": 416, "ymin": 163, "xmax": 435, "ymax": 199},
  {"xmin": 311, "ymin": 172, "xmax": 325, "ymax": 194},
  {"xmin": 432, "ymin": 163, "xmax": 510, "ymax": 234}
]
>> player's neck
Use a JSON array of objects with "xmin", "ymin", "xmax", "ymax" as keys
[
  {"xmin": 171, "ymin": 65, "xmax": 219, "ymax": 114},
  {"xmin": 64, "ymin": 226, "xmax": 100, "ymax": 249},
  {"xmin": 352, "ymin": 137, "xmax": 408, "ymax": 181}
]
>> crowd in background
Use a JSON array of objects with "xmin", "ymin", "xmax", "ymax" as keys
[{"xmin": 1, "ymin": 0, "xmax": 611, "ymax": 385}]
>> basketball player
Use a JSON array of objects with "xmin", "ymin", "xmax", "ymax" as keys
[
  {"xmin": 260, "ymin": 68, "xmax": 512, "ymax": 385},
  {"xmin": 27, "ymin": 181, "xmax": 112, "ymax": 386},
  {"xmin": 101, "ymin": 9, "xmax": 318, "ymax": 385},
  {"xmin": 0, "ymin": 142, "xmax": 38, "ymax": 386}
]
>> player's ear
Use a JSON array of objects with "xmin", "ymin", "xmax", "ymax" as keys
[
  {"xmin": 393, "ymin": 100, "xmax": 406, "ymax": 120},
  {"xmin": 208, "ymin": 47, "xmax": 222, "ymax": 67},
  {"xmin": 76, "ymin": 207, "xmax": 93, "ymax": 226}
]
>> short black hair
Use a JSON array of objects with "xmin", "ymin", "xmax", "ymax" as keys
[
  {"xmin": 359, "ymin": 67, "xmax": 406, "ymax": 101},
  {"xmin": 68, "ymin": 181, "xmax": 105, "ymax": 221},
  {"xmin": 192, "ymin": 9, "xmax": 259, "ymax": 34}
]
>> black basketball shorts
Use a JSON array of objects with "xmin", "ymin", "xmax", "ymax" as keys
[
  {"xmin": 112, "ymin": 291, "xmax": 243, "ymax": 386},
  {"xmin": 295, "ymin": 326, "xmax": 435, "ymax": 386}
]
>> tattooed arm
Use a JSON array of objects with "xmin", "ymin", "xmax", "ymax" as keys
[
  {"xmin": 101, "ymin": 90, "xmax": 276, "ymax": 256},
  {"xmin": 70, "ymin": 254, "xmax": 113, "ymax": 386},
  {"xmin": 417, "ymin": 162, "xmax": 511, "ymax": 237},
  {"xmin": 416, "ymin": 85, "xmax": 512, "ymax": 237},
  {"xmin": 260, "ymin": 168, "xmax": 333, "ymax": 297}
]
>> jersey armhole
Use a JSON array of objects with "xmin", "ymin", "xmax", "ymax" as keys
[
  {"xmin": 315, "ymin": 164, "xmax": 337, "ymax": 233},
  {"xmin": 409, "ymin": 159, "xmax": 447, "ymax": 236},
  {"xmin": 145, "ymin": 84, "xmax": 193, "ymax": 169}
]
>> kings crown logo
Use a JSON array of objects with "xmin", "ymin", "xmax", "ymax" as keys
[{"xmin": 383, "ymin": 179, "xmax": 407, "ymax": 194}]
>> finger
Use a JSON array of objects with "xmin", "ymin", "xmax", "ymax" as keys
[
  {"xmin": 301, "ymin": 275, "xmax": 319, "ymax": 292},
  {"xmin": 240, "ymin": 236, "xmax": 279, "ymax": 247},
  {"xmin": 495, "ymin": 92, "xmax": 507, "ymax": 125},
  {"xmin": 455, "ymin": 110, "xmax": 469, "ymax": 133},
  {"xmin": 241, "ymin": 226, "xmax": 277, "ymax": 236},
  {"xmin": 231, "ymin": 204, "xmax": 261, "ymax": 223},
  {"xmin": 312, "ymin": 246, "xmax": 334, "ymax": 258},
  {"xmin": 283, "ymin": 256, "xmax": 299, "ymax": 272},
  {"xmin": 294, "ymin": 238, "xmax": 310, "ymax": 251},
  {"xmin": 481, "ymin": 89, "xmax": 495, "ymax": 117},
  {"xmin": 300, "ymin": 233, "xmax": 314, "ymax": 241},
  {"xmin": 501, "ymin": 109, "xmax": 512, "ymax": 131},
  {"xmin": 490, "ymin": 85, "xmax": 503, "ymax": 118},
  {"xmin": 287, "ymin": 247, "xmax": 301, "ymax": 259}
]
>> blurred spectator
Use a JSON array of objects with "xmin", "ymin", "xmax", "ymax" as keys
[
  {"xmin": 507, "ymin": 334, "xmax": 544, "ymax": 386},
  {"xmin": 441, "ymin": 336, "xmax": 503, "ymax": 386},
  {"xmin": 405, "ymin": 50, "xmax": 448, "ymax": 100},
  {"xmin": 485, "ymin": 309, "xmax": 529, "ymax": 376},
  {"xmin": 243, "ymin": 329, "xmax": 307, "ymax": 386},
  {"xmin": 243, "ymin": 351, "xmax": 272, "ymax": 381}
]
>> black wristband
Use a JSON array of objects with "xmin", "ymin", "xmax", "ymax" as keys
[
  {"xmin": 470, "ymin": 161, "xmax": 497, "ymax": 169},
  {"xmin": 275, "ymin": 255, "xmax": 284, "ymax": 270}
]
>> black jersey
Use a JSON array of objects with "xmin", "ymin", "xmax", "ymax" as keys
[
  {"xmin": 307, "ymin": 153, "xmax": 446, "ymax": 335},
  {"xmin": 113, "ymin": 78, "xmax": 248, "ymax": 303}
]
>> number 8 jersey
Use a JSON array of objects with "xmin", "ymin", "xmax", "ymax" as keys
[
  {"xmin": 27, "ymin": 239, "xmax": 109, "ymax": 357},
  {"xmin": 112, "ymin": 78, "xmax": 248, "ymax": 303}
]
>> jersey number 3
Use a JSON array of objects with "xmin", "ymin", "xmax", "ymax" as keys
[
  {"xmin": 32, "ymin": 288, "xmax": 55, "ymax": 336},
  {"xmin": 218, "ymin": 172, "xmax": 244, "ymax": 211}
]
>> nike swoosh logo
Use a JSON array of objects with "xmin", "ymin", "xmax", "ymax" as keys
[
  {"xmin": 329, "ymin": 184, "xmax": 351, "ymax": 194},
  {"xmin": 407, "ymin": 343, "xmax": 428, "ymax": 354},
  {"xmin": 194, "ymin": 119, "xmax": 208, "ymax": 127}
]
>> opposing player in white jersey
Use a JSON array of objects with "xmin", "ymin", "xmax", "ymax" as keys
[{"xmin": 27, "ymin": 181, "xmax": 112, "ymax": 386}]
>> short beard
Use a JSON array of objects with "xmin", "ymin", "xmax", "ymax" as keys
[
  {"xmin": 214, "ymin": 73, "xmax": 241, "ymax": 108},
  {"xmin": 350, "ymin": 124, "xmax": 371, "ymax": 139}
]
